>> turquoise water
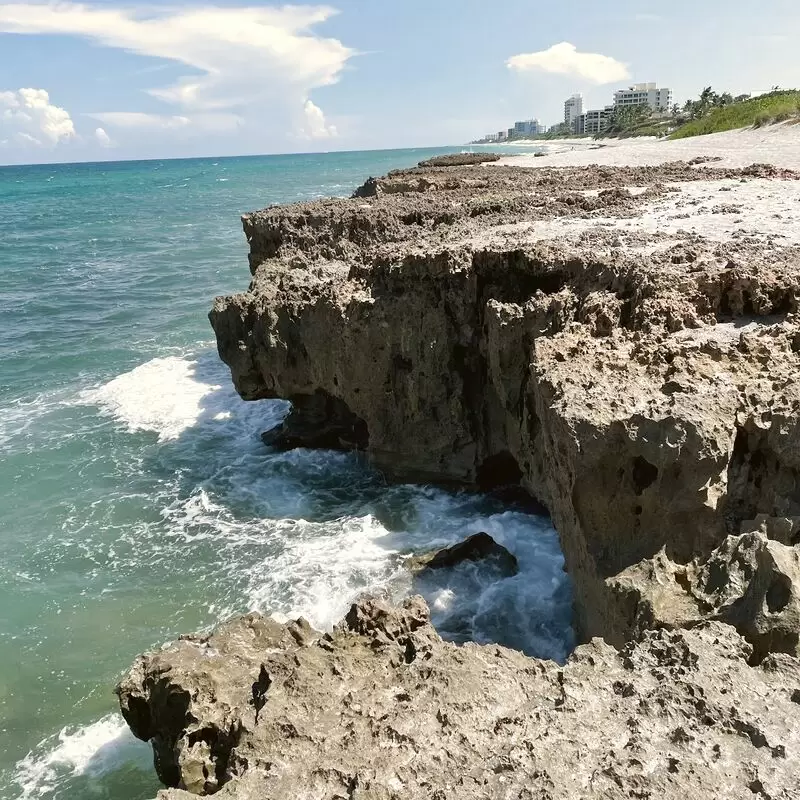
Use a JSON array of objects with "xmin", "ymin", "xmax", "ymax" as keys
[{"xmin": 0, "ymin": 147, "xmax": 572, "ymax": 800}]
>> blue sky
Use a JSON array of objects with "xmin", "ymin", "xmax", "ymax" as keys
[{"xmin": 0, "ymin": 0, "xmax": 798, "ymax": 164}]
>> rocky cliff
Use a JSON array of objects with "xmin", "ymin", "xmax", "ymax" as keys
[
  {"xmin": 118, "ymin": 155, "xmax": 800, "ymax": 798},
  {"xmin": 210, "ymin": 158, "xmax": 800, "ymax": 646},
  {"xmin": 119, "ymin": 594, "xmax": 800, "ymax": 799}
]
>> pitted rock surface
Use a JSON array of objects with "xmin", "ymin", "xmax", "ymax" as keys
[
  {"xmin": 118, "ymin": 596, "xmax": 800, "ymax": 800},
  {"xmin": 210, "ymin": 160, "xmax": 800, "ymax": 644}
]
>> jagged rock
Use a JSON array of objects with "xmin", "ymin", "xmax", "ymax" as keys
[
  {"xmin": 351, "ymin": 176, "xmax": 381, "ymax": 198},
  {"xmin": 210, "ymin": 159, "xmax": 800, "ymax": 645},
  {"xmin": 417, "ymin": 152, "xmax": 501, "ymax": 167},
  {"xmin": 118, "ymin": 596, "xmax": 800, "ymax": 800},
  {"xmin": 406, "ymin": 532, "xmax": 519, "ymax": 577},
  {"xmin": 606, "ymin": 531, "xmax": 800, "ymax": 662},
  {"xmin": 695, "ymin": 531, "xmax": 800, "ymax": 659}
]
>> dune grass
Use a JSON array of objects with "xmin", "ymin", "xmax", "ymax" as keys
[{"xmin": 670, "ymin": 90, "xmax": 800, "ymax": 139}]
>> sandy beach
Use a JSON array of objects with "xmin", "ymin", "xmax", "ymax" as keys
[
  {"xmin": 499, "ymin": 122, "xmax": 800, "ymax": 170},
  {"xmin": 483, "ymin": 124, "xmax": 800, "ymax": 252}
]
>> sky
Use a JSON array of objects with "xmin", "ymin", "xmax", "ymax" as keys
[{"xmin": 0, "ymin": 0, "xmax": 798, "ymax": 164}]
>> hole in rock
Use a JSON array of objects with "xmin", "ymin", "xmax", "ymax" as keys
[
  {"xmin": 474, "ymin": 252, "xmax": 569, "ymax": 305},
  {"xmin": 477, "ymin": 452, "xmax": 548, "ymax": 514},
  {"xmin": 477, "ymin": 451, "xmax": 524, "ymax": 490},
  {"xmin": 261, "ymin": 389, "xmax": 369, "ymax": 452},
  {"xmin": 632, "ymin": 456, "xmax": 659, "ymax": 496},
  {"xmin": 727, "ymin": 426, "xmax": 800, "ymax": 533},
  {"xmin": 766, "ymin": 576, "xmax": 792, "ymax": 613}
]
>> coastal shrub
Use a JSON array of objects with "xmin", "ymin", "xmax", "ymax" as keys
[
  {"xmin": 670, "ymin": 89, "xmax": 800, "ymax": 139},
  {"xmin": 754, "ymin": 111, "xmax": 772, "ymax": 128}
]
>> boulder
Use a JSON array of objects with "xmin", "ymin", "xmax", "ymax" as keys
[
  {"xmin": 406, "ymin": 532, "xmax": 519, "ymax": 577},
  {"xmin": 695, "ymin": 531, "xmax": 800, "ymax": 660}
]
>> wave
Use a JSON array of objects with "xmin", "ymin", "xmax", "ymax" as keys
[
  {"xmin": 81, "ymin": 353, "xmax": 285, "ymax": 442},
  {"xmin": 12, "ymin": 714, "xmax": 152, "ymax": 800},
  {"xmin": 12, "ymin": 351, "xmax": 572, "ymax": 800},
  {"xmin": 79, "ymin": 352, "xmax": 573, "ymax": 659}
]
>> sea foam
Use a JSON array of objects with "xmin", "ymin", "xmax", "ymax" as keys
[
  {"xmin": 83, "ymin": 355, "xmax": 224, "ymax": 441},
  {"xmin": 13, "ymin": 714, "xmax": 151, "ymax": 799}
]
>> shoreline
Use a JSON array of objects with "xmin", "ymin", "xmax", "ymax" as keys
[
  {"xmin": 119, "ymin": 127, "xmax": 800, "ymax": 798},
  {"xmin": 497, "ymin": 121, "xmax": 800, "ymax": 169}
]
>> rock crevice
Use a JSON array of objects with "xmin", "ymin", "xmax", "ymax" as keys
[{"xmin": 211, "ymin": 160, "xmax": 800, "ymax": 645}]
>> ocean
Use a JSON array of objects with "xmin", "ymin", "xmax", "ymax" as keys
[{"xmin": 0, "ymin": 146, "xmax": 573, "ymax": 800}]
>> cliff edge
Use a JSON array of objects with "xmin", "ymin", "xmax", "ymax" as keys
[
  {"xmin": 210, "ymin": 158, "xmax": 800, "ymax": 646},
  {"xmin": 117, "ymin": 153, "xmax": 800, "ymax": 798}
]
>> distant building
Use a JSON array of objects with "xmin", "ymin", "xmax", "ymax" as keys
[
  {"xmin": 613, "ymin": 83, "xmax": 673, "ymax": 113},
  {"xmin": 497, "ymin": 130, "xmax": 507, "ymax": 141},
  {"xmin": 507, "ymin": 127, "xmax": 515, "ymax": 140},
  {"xmin": 564, "ymin": 94, "xmax": 584, "ymax": 131},
  {"xmin": 513, "ymin": 118, "xmax": 546, "ymax": 136},
  {"xmin": 575, "ymin": 107, "xmax": 612, "ymax": 135}
]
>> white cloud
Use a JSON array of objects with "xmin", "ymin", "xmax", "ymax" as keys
[
  {"xmin": 0, "ymin": 3, "xmax": 353, "ymax": 139},
  {"xmin": 88, "ymin": 111, "xmax": 243, "ymax": 135},
  {"xmin": 299, "ymin": 99, "xmax": 337, "ymax": 139},
  {"xmin": 507, "ymin": 42, "xmax": 630, "ymax": 85},
  {"xmin": 89, "ymin": 112, "xmax": 191, "ymax": 130},
  {"xmin": 94, "ymin": 127, "xmax": 113, "ymax": 147},
  {"xmin": 0, "ymin": 87, "xmax": 75, "ymax": 146}
]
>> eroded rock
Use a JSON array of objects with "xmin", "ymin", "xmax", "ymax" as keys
[
  {"xmin": 210, "ymin": 159, "xmax": 800, "ymax": 645},
  {"xmin": 119, "ymin": 596, "xmax": 800, "ymax": 800}
]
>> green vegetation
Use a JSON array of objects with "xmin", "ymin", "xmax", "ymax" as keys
[
  {"xmin": 670, "ymin": 88, "xmax": 800, "ymax": 139},
  {"xmin": 596, "ymin": 104, "xmax": 668, "ymax": 138}
]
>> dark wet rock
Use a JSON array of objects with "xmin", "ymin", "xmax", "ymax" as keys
[
  {"xmin": 406, "ymin": 532, "xmax": 519, "ymax": 577},
  {"xmin": 260, "ymin": 389, "xmax": 368, "ymax": 451},
  {"xmin": 417, "ymin": 152, "xmax": 501, "ymax": 167},
  {"xmin": 351, "ymin": 176, "xmax": 381, "ymax": 198},
  {"xmin": 118, "ymin": 596, "xmax": 800, "ymax": 800}
]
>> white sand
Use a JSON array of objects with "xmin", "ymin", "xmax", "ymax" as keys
[
  {"xmin": 477, "ymin": 124, "xmax": 800, "ymax": 254},
  {"xmin": 499, "ymin": 123, "xmax": 800, "ymax": 171}
]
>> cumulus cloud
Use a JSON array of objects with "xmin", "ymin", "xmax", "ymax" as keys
[
  {"xmin": 507, "ymin": 42, "xmax": 630, "ymax": 85},
  {"xmin": 94, "ymin": 126, "xmax": 113, "ymax": 147},
  {"xmin": 299, "ymin": 99, "xmax": 337, "ymax": 139},
  {"xmin": 0, "ymin": 3, "xmax": 352, "ymax": 139},
  {"xmin": 0, "ymin": 87, "xmax": 75, "ymax": 146}
]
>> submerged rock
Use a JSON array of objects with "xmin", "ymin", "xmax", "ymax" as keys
[
  {"xmin": 406, "ymin": 532, "xmax": 519, "ymax": 577},
  {"xmin": 118, "ymin": 596, "xmax": 800, "ymax": 800}
]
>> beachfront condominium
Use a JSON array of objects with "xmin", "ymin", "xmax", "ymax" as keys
[
  {"xmin": 514, "ymin": 118, "xmax": 545, "ymax": 136},
  {"xmin": 564, "ymin": 94, "xmax": 584, "ymax": 130},
  {"xmin": 574, "ymin": 107, "xmax": 612, "ymax": 136},
  {"xmin": 613, "ymin": 83, "xmax": 673, "ymax": 113}
]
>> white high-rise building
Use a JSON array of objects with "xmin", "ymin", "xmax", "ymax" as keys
[
  {"xmin": 564, "ymin": 94, "xmax": 584, "ymax": 129},
  {"xmin": 613, "ymin": 83, "xmax": 673, "ymax": 113}
]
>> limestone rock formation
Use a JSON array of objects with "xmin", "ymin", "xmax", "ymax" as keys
[
  {"xmin": 118, "ymin": 595, "xmax": 800, "ymax": 800},
  {"xmin": 210, "ymin": 158, "xmax": 800, "ymax": 645},
  {"xmin": 607, "ymin": 531, "xmax": 800, "ymax": 661},
  {"xmin": 416, "ymin": 152, "xmax": 501, "ymax": 167}
]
